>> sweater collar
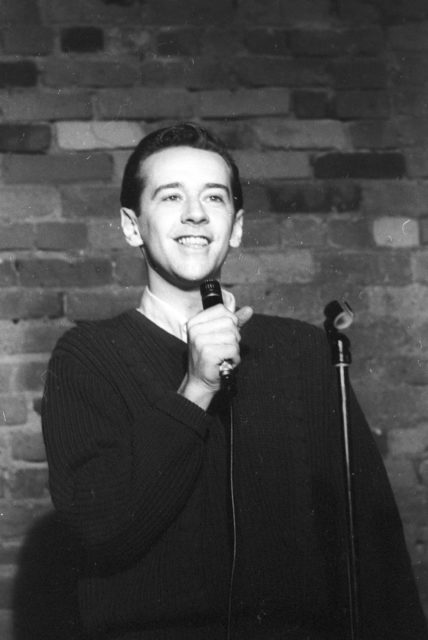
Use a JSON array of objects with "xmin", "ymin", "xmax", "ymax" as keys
[{"xmin": 136, "ymin": 286, "xmax": 236, "ymax": 342}]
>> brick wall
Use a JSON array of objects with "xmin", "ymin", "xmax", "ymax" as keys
[{"xmin": 1, "ymin": 0, "xmax": 428, "ymax": 635}]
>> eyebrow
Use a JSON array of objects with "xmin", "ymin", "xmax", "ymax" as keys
[{"xmin": 151, "ymin": 182, "xmax": 231, "ymax": 200}]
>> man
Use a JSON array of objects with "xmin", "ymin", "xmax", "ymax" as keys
[{"xmin": 42, "ymin": 123, "xmax": 428, "ymax": 639}]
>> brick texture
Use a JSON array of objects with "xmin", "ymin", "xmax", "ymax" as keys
[{"xmin": 0, "ymin": 0, "xmax": 428, "ymax": 623}]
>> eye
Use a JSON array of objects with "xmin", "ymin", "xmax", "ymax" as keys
[
  {"xmin": 206, "ymin": 193, "xmax": 226, "ymax": 204},
  {"xmin": 162, "ymin": 193, "xmax": 181, "ymax": 202}
]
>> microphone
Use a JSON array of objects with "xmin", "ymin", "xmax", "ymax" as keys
[{"xmin": 200, "ymin": 279, "xmax": 236, "ymax": 396}]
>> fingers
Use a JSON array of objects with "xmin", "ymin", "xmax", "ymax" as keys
[{"xmin": 236, "ymin": 305, "xmax": 254, "ymax": 328}]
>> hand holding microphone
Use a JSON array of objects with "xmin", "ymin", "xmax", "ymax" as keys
[{"xmin": 177, "ymin": 280, "xmax": 253, "ymax": 409}]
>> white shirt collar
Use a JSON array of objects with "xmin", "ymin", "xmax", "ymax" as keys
[{"xmin": 137, "ymin": 286, "xmax": 236, "ymax": 343}]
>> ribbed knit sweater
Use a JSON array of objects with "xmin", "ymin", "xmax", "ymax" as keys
[{"xmin": 41, "ymin": 310, "xmax": 428, "ymax": 640}]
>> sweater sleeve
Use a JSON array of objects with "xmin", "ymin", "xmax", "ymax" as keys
[
  {"xmin": 348, "ymin": 390, "xmax": 428, "ymax": 639},
  {"xmin": 304, "ymin": 323, "xmax": 427, "ymax": 638},
  {"xmin": 41, "ymin": 333, "xmax": 214, "ymax": 571}
]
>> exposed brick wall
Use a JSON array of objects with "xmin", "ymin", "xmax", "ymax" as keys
[{"xmin": 0, "ymin": 0, "xmax": 428, "ymax": 634}]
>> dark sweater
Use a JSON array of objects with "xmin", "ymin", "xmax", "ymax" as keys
[{"xmin": 42, "ymin": 310, "xmax": 428, "ymax": 639}]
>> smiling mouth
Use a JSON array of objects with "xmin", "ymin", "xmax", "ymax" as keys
[{"xmin": 176, "ymin": 236, "xmax": 210, "ymax": 247}]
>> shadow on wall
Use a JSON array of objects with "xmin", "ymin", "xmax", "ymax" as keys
[{"xmin": 12, "ymin": 512, "xmax": 86, "ymax": 640}]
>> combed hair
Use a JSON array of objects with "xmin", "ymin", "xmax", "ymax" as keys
[{"xmin": 120, "ymin": 122, "xmax": 243, "ymax": 215}]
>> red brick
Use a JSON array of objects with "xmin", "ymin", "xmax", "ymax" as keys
[
  {"xmin": 43, "ymin": 0, "xmax": 142, "ymax": 24},
  {"xmin": 16, "ymin": 258, "xmax": 113, "ymax": 288},
  {"xmin": 421, "ymin": 219, "xmax": 428, "ymax": 244},
  {"xmin": 242, "ymin": 215, "xmax": 281, "ymax": 248},
  {"xmin": 0, "ymin": 89, "xmax": 93, "ymax": 121},
  {"xmin": 392, "ymin": 53, "xmax": 428, "ymax": 87},
  {"xmin": 197, "ymin": 121, "xmax": 256, "ymax": 150},
  {"xmin": 277, "ymin": 0, "xmax": 332, "ymax": 23},
  {"xmin": 114, "ymin": 254, "xmax": 148, "ymax": 286},
  {"xmin": 0, "ymin": 0, "xmax": 40, "ymax": 23},
  {"xmin": 0, "ymin": 125, "xmax": 51, "ymax": 153},
  {"xmin": 332, "ymin": 59, "xmax": 387, "ymax": 89},
  {"xmin": 61, "ymin": 185, "xmax": 120, "ymax": 218},
  {"xmin": 95, "ymin": 88, "xmax": 193, "ymax": 120},
  {"xmin": 243, "ymin": 29, "xmax": 289, "ymax": 56},
  {"xmin": 235, "ymin": 0, "xmax": 282, "ymax": 24},
  {"xmin": 0, "ymin": 224, "xmax": 34, "ymax": 250},
  {"xmin": 0, "ymin": 501, "xmax": 51, "ymax": 540},
  {"xmin": 0, "ymin": 564, "xmax": 15, "ymax": 608},
  {"xmin": 34, "ymin": 222, "xmax": 88, "ymax": 250},
  {"xmin": 0, "ymin": 321, "xmax": 68, "ymax": 355},
  {"xmin": 317, "ymin": 251, "xmax": 412, "ymax": 287},
  {"xmin": 65, "ymin": 288, "xmax": 141, "ymax": 321},
  {"xmin": 349, "ymin": 120, "xmax": 400, "ymax": 149},
  {"xmin": 280, "ymin": 215, "xmax": 328, "ymax": 247},
  {"xmin": 362, "ymin": 181, "xmax": 428, "ymax": 217},
  {"xmin": 393, "ymin": 88, "xmax": 428, "ymax": 116},
  {"xmin": 388, "ymin": 358, "xmax": 428, "ymax": 388},
  {"xmin": 157, "ymin": 28, "xmax": 203, "ymax": 56},
  {"xmin": 413, "ymin": 251, "xmax": 428, "ymax": 283},
  {"xmin": 0, "ymin": 395, "xmax": 27, "ymax": 426},
  {"xmin": 389, "ymin": 24, "xmax": 428, "ymax": 51},
  {"xmin": 335, "ymin": 91, "xmax": 390, "ymax": 119},
  {"xmin": 376, "ymin": 0, "xmax": 428, "ymax": 23},
  {"xmin": 140, "ymin": 57, "xmax": 235, "ymax": 90},
  {"xmin": 3, "ymin": 153, "xmax": 113, "ymax": 184},
  {"xmin": 43, "ymin": 59, "xmax": 140, "ymax": 88},
  {"xmin": 396, "ymin": 118, "xmax": 428, "ymax": 147},
  {"xmin": 233, "ymin": 150, "xmax": 311, "ymax": 180},
  {"xmin": 314, "ymin": 152, "xmax": 406, "ymax": 179},
  {"xmin": 0, "ymin": 186, "xmax": 60, "ymax": 221},
  {"xmin": 143, "ymin": 0, "xmax": 235, "ymax": 25},
  {"xmin": 241, "ymin": 183, "xmax": 272, "ymax": 215},
  {"xmin": 2, "ymin": 26, "xmax": 54, "ymax": 55},
  {"xmin": 0, "ymin": 260, "xmax": 18, "ymax": 286},
  {"xmin": 198, "ymin": 88, "xmax": 290, "ymax": 119},
  {"xmin": 334, "ymin": 0, "xmax": 381, "ymax": 23},
  {"xmin": 406, "ymin": 150, "xmax": 428, "ymax": 178},
  {"xmin": 0, "ymin": 61, "xmax": 38, "ymax": 88},
  {"xmin": 16, "ymin": 359, "xmax": 49, "ymax": 392},
  {"xmin": 252, "ymin": 118, "xmax": 347, "ymax": 150},
  {"xmin": 224, "ymin": 249, "xmax": 315, "ymax": 285},
  {"xmin": 61, "ymin": 26, "xmax": 104, "ymax": 53},
  {"xmin": 289, "ymin": 29, "xmax": 347, "ymax": 56},
  {"xmin": 0, "ymin": 360, "xmax": 47, "ymax": 394},
  {"xmin": 328, "ymin": 218, "xmax": 373, "ymax": 249},
  {"xmin": 269, "ymin": 180, "xmax": 361, "ymax": 213},
  {"xmin": 292, "ymin": 90, "xmax": 331, "ymax": 119},
  {"xmin": 88, "ymin": 220, "xmax": 124, "ymax": 251},
  {"xmin": 0, "ymin": 290, "xmax": 63, "ymax": 320},
  {"xmin": 355, "ymin": 383, "xmax": 428, "ymax": 432},
  {"xmin": 235, "ymin": 57, "xmax": 329, "ymax": 87},
  {"xmin": 8, "ymin": 467, "xmax": 49, "ymax": 499}
]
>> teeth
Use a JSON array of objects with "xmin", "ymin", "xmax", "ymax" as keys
[{"xmin": 177, "ymin": 236, "xmax": 209, "ymax": 246}]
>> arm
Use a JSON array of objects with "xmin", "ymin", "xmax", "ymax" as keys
[{"xmin": 42, "ymin": 334, "xmax": 213, "ymax": 571}]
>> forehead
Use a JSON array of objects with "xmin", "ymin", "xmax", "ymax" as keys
[{"xmin": 139, "ymin": 146, "xmax": 232, "ymax": 188}]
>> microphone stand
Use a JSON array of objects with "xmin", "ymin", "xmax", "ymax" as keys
[{"xmin": 324, "ymin": 301, "xmax": 361, "ymax": 640}]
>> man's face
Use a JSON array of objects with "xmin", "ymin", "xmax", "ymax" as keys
[{"xmin": 124, "ymin": 145, "xmax": 243, "ymax": 294}]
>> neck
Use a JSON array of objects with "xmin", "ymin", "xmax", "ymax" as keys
[{"xmin": 146, "ymin": 277, "xmax": 207, "ymax": 322}]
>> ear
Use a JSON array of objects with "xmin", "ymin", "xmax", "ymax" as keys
[
  {"xmin": 229, "ymin": 209, "xmax": 244, "ymax": 248},
  {"xmin": 120, "ymin": 207, "xmax": 143, "ymax": 248}
]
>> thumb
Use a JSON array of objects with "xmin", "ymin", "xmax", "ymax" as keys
[{"xmin": 236, "ymin": 305, "xmax": 254, "ymax": 328}]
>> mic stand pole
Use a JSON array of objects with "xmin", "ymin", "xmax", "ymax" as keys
[{"xmin": 324, "ymin": 301, "xmax": 361, "ymax": 640}]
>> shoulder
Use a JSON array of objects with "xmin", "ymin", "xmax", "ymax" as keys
[
  {"xmin": 245, "ymin": 312, "xmax": 327, "ymax": 346},
  {"xmin": 51, "ymin": 311, "xmax": 134, "ymax": 363}
]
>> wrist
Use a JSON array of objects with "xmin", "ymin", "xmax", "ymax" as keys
[{"xmin": 177, "ymin": 374, "xmax": 217, "ymax": 411}]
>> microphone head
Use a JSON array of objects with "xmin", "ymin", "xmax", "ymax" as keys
[
  {"xmin": 200, "ymin": 279, "xmax": 223, "ymax": 309},
  {"xmin": 324, "ymin": 300, "xmax": 354, "ymax": 331}
]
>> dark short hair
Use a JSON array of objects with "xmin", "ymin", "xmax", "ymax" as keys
[{"xmin": 120, "ymin": 122, "xmax": 243, "ymax": 215}]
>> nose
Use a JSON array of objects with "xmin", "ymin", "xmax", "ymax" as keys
[{"xmin": 181, "ymin": 196, "xmax": 208, "ymax": 225}]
